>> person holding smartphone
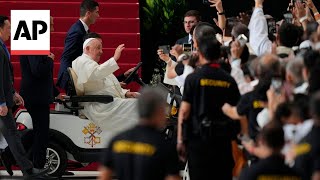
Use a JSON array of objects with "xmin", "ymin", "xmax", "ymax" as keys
[
  {"xmin": 249, "ymin": 0, "xmax": 301, "ymax": 57},
  {"xmin": 157, "ymin": 10, "xmax": 201, "ymax": 64}
]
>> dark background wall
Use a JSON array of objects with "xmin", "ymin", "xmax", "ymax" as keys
[
  {"xmin": 187, "ymin": 0, "xmax": 286, "ymax": 21},
  {"xmin": 187, "ymin": 0, "xmax": 320, "ymax": 22}
]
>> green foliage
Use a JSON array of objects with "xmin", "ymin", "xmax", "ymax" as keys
[
  {"xmin": 141, "ymin": 0, "xmax": 187, "ymax": 84},
  {"xmin": 142, "ymin": 0, "xmax": 186, "ymax": 36}
]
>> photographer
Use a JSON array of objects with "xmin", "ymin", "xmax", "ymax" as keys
[{"xmin": 177, "ymin": 22, "xmax": 240, "ymax": 180}]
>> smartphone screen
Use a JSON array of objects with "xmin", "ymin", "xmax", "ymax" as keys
[
  {"xmin": 159, "ymin": 45, "xmax": 170, "ymax": 54},
  {"xmin": 183, "ymin": 43, "xmax": 192, "ymax": 54},
  {"xmin": 271, "ymin": 78, "xmax": 283, "ymax": 94},
  {"xmin": 267, "ymin": 18, "xmax": 277, "ymax": 34}
]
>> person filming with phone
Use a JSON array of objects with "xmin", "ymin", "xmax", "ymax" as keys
[
  {"xmin": 157, "ymin": 10, "xmax": 201, "ymax": 86},
  {"xmin": 249, "ymin": 0, "xmax": 302, "ymax": 57}
]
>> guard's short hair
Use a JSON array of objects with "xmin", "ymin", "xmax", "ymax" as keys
[
  {"xmin": 0, "ymin": 16, "xmax": 9, "ymax": 29},
  {"xmin": 193, "ymin": 22, "xmax": 216, "ymax": 44},
  {"xmin": 258, "ymin": 122, "xmax": 284, "ymax": 150},
  {"xmin": 184, "ymin": 10, "xmax": 201, "ymax": 22},
  {"xmin": 194, "ymin": 22, "xmax": 221, "ymax": 62},
  {"xmin": 80, "ymin": 0, "xmax": 99, "ymax": 17},
  {"xmin": 138, "ymin": 87, "xmax": 166, "ymax": 119}
]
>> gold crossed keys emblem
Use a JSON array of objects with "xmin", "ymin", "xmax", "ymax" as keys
[{"xmin": 82, "ymin": 123, "xmax": 102, "ymax": 147}]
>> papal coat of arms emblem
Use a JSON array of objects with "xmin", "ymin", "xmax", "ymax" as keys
[{"xmin": 82, "ymin": 123, "xmax": 102, "ymax": 147}]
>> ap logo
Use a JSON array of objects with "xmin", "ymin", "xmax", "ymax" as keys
[{"xmin": 11, "ymin": 10, "xmax": 50, "ymax": 55}]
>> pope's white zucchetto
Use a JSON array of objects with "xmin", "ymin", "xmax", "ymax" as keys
[{"xmin": 83, "ymin": 38, "xmax": 96, "ymax": 50}]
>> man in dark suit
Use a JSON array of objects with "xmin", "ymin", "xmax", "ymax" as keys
[
  {"xmin": 57, "ymin": 0, "xmax": 99, "ymax": 92},
  {"xmin": 0, "ymin": 15, "xmax": 48, "ymax": 178},
  {"xmin": 176, "ymin": 10, "xmax": 201, "ymax": 45},
  {"xmin": 20, "ymin": 16, "xmax": 61, "ymax": 179},
  {"xmin": 158, "ymin": 10, "xmax": 201, "ymax": 64}
]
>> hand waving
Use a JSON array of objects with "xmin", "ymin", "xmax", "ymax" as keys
[
  {"xmin": 113, "ymin": 44, "xmax": 125, "ymax": 61},
  {"xmin": 209, "ymin": 0, "xmax": 223, "ymax": 13}
]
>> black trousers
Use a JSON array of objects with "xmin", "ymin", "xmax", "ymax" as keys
[
  {"xmin": 187, "ymin": 138, "xmax": 234, "ymax": 180},
  {"xmin": 0, "ymin": 109, "xmax": 33, "ymax": 171},
  {"xmin": 25, "ymin": 104, "xmax": 50, "ymax": 169}
]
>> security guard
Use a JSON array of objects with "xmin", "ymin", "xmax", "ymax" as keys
[
  {"xmin": 239, "ymin": 123, "xmax": 301, "ymax": 180},
  {"xmin": 177, "ymin": 22, "xmax": 241, "ymax": 180},
  {"xmin": 294, "ymin": 92, "xmax": 320, "ymax": 180},
  {"xmin": 99, "ymin": 87, "xmax": 181, "ymax": 180}
]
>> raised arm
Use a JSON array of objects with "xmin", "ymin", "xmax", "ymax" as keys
[
  {"xmin": 248, "ymin": 0, "xmax": 272, "ymax": 56},
  {"xmin": 209, "ymin": 0, "xmax": 226, "ymax": 31}
]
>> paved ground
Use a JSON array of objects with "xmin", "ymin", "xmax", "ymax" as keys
[{"xmin": 0, "ymin": 170, "xmax": 100, "ymax": 179}]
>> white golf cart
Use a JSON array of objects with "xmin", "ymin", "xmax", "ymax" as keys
[{"xmin": 14, "ymin": 63, "xmax": 146, "ymax": 177}]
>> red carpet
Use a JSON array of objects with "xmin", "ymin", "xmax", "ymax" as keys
[
  {"xmin": 51, "ymin": 17, "xmax": 139, "ymax": 33},
  {"xmin": 0, "ymin": 0, "xmax": 140, "ymax": 171},
  {"xmin": 1, "ymin": 0, "xmax": 141, "ymax": 92}
]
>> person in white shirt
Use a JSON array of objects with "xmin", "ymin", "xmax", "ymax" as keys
[
  {"xmin": 72, "ymin": 38, "xmax": 139, "ymax": 140},
  {"xmin": 249, "ymin": 0, "xmax": 300, "ymax": 57}
]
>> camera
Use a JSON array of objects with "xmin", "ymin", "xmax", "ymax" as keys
[{"xmin": 158, "ymin": 45, "xmax": 170, "ymax": 54}]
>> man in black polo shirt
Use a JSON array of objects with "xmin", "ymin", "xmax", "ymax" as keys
[
  {"xmin": 239, "ymin": 123, "xmax": 301, "ymax": 180},
  {"xmin": 98, "ymin": 87, "xmax": 181, "ymax": 180},
  {"xmin": 222, "ymin": 54, "xmax": 281, "ymax": 140},
  {"xmin": 177, "ymin": 22, "xmax": 241, "ymax": 180},
  {"xmin": 294, "ymin": 92, "xmax": 320, "ymax": 180}
]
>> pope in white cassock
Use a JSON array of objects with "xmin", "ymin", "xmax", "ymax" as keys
[{"xmin": 72, "ymin": 38, "xmax": 139, "ymax": 135}]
